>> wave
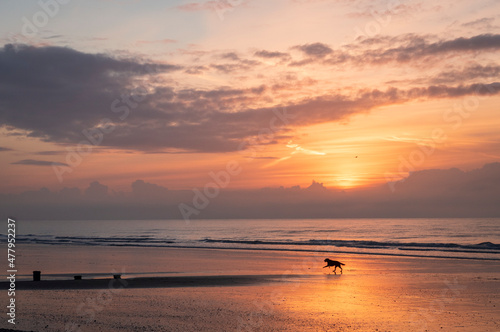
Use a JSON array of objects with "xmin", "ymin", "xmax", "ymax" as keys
[
  {"xmin": 1, "ymin": 234, "xmax": 175, "ymax": 245},
  {"xmin": 4, "ymin": 233, "xmax": 500, "ymax": 252},
  {"xmin": 3, "ymin": 233, "xmax": 499, "ymax": 260},
  {"xmin": 201, "ymin": 238, "xmax": 500, "ymax": 251}
]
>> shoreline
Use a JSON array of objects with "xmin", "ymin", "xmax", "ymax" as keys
[
  {"xmin": 6, "ymin": 243, "xmax": 500, "ymax": 279},
  {"xmin": 9, "ymin": 241, "xmax": 500, "ymax": 265},
  {"xmin": 2, "ymin": 244, "xmax": 499, "ymax": 331}
]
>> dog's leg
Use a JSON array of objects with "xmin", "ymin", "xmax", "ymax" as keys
[{"xmin": 340, "ymin": 266, "xmax": 343, "ymax": 274}]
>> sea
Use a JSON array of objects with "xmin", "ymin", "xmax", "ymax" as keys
[{"xmin": 7, "ymin": 218, "xmax": 500, "ymax": 261}]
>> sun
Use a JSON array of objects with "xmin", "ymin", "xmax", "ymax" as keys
[{"xmin": 334, "ymin": 176, "xmax": 359, "ymax": 189}]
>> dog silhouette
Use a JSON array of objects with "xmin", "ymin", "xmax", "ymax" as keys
[{"xmin": 323, "ymin": 258, "xmax": 345, "ymax": 274}]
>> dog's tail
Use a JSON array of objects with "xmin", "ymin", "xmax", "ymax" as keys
[{"xmin": 340, "ymin": 263, "xmax": 345, "ymax": 265}]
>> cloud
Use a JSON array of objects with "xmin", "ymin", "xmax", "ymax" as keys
[
  {"xmin": 0, "ymin": 146, "xmax": 13, "ymax": 152},
  {"xmin": 346, "ymin": 1, "xmax": 420, "ymax": 20},
  {"xmin": 254, "ymin": 50, "xmax": 290, "ymax": 60},
  {"xmin": 34, "ymin": 150, "xmax": 69, "ymax": 155},
  {"xmin": 208, "ymin": 52, "xmax": 260, "ymax": 73},
  {"xmin": 0, "ymin": 43, "xmax": 181, "ymax": 148},
  {"xmin": 2, "ymin": 163, "xmax": 500, "ymax": 219},
  {"xmin": 360, "ymin": 34, "xmax": 500, "ymax": 64},
  {"xmin": 406, "ymin": 82, "xmax": 500, "ymax": 98},
  {"xmin": 385, "ymin": 64, "xmax": 500, "ymax": 86},
  {"xmin": 136, "ymin": 39, "xmax": 177, "ymax": 45},
  {"xmin": 210, "ymin": 63, "xmax": 251, "ymax": 73},
  {"xmin": 461, "ymin": 17, "xmax": 497, "ymax": 29},
  {"xmin": 176, "ymin": 2, "xmax": 208, "ymax": 11},
  {"xmin": 391, "ymin": 163, "xmax": 500, "ymax": 198},
  {"xmin": 132, "ymin": 180, "xmax": 169, "ymax": 201},
  {"xmin": 219, "ymin": 52, "xmax": 240, "ymax": 61},
  {"xmin": 408, "ymin": 33, "xmax": 500, "ymax": 55},
  {"xmin": 286, "ymin": 141, "xmax": 326, "ymax": 155},
  {"xmin": 289, "ymin": 34, "xmax": 500, "ymax": 67},
  {"xmin": 176, "ymin": 0, "xmax": 245, "ymax": 14},
  {"xmin": 430, "ymin": 64, "xmax": 500, "ymax": 84},
  {"xmin": 185, "ymin": 65, "xmax": 209, "ymax": 75},
  {"xmin": 84, "ymin": 181, "xmax": 108, "ymax": 199},
  {"xmin": 1, "ymin": 44, "xmax": 499, "ymax": 154},
  {"xmin": 293, "ymin": 42, "xmax": 333, "ymax": 57},
  {"xmin": 11, "ymin": 159, "xmax": 68, "ymax": 166},
  {"xmin": 263, "ymin": 141, "xmax": 326, "ymax": 168},
  {"xmin": 250, "ymin": 156, "xmax": 279, "ymax": 160}
]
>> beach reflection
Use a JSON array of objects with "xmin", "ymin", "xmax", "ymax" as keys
[{"xmin": 264, "ymin": 261, "xmax": 412, "ymax": 330}]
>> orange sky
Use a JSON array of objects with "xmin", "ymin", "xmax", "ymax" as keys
[{"xmin": 1, "ymin": 0, "xmax": 500, "ymax": 194}]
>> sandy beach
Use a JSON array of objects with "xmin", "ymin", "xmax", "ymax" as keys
[{"xmin": 1, "ymin": 244, "xmax": 499, "ymax": 332}]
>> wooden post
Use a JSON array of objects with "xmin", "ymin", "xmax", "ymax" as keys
[
  {"xmin": 33, "ymin": 271, "xmax": 41, "ymax": 281},
  {"xmin": 74, "ymin": 275, "xmax": 82, "ymax": 280},
  {"xmin": 113, "ymin": 274, "xmax": 121, "ymax": 279}
]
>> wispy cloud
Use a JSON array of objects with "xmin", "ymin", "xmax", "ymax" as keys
[
  {"xmin": 461, "ymin": 17, "xmax": 497, "ymax": 29},
  {"xmin": 286, "ymin": 141, "xmax": 326, "ymax": 156},
  {"xmin": 176, "ymin": 0, "xmax": 245, "ymax": 15},
  {"xmin": 136, "ymin": 39, "xmax": 177, "ymax": 45},
  {"xmin": 263, "ymin": 141, "xmax": 326, "ymax": 168},
  {"xmin": 254, "ymin": 50, "xmax": 291, "ymax": 60},
  {"xmin": 11, "ymin": 159, "xmax": 68, "ymax": 166}
]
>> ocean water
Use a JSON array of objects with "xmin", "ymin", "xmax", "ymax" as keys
[{"xmin": 5, "ymin": 218, "xmax": 500, "ymax": 261}]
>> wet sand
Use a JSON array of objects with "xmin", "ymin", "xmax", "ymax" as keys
[
  {"xmin": 1, "ymin": 244, "xmax": 499, "ymax": 331},
  {"xmin": 11, "ymin": 274, "xmax": 282, "ymax": 290}
]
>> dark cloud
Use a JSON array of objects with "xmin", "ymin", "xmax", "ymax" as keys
[
  {"xmin": 415, "ymin": 34, "xmax": 500, "ymax": 55},
  {"xmin": 11, "ymin": 159, "xmax": 68, "ymax": 166},
  {"xmin": 288, "ymin": 58, "xmax": 315, "ymax": 67},
  {"xmin": 287, "ymin": 34, "xmax": 500, "ymax": 67},
  {"xmin": 2, "ymin": 163, "xmax": 499, "ymax": 220},
  {"xmin": 44, "ymin": 34, "xmax": 63, "ymax": 40},
  {"xmin": 385, "ymin": 64, "xmax": 500, "ymax": 86},
  {"xmin": 0, "ymin": 43, "xmax": 181, "ymax": 145},
  {"xmin": 84, "ymin": 181, "xmax": 108, "ymax": 199},
  {"xmin": 34, "ymin": 150, "xmax": 69, "ymax": 155},
  {"xmin": 220, "ymin": 52, "xmax": 240, "ymax": 61},
  {"xmin": 391, "ymin": 163, "xmax": 500, "ymax": 199},
  {"xmin": 430, "ymin": 64, "xmax": 500, "ymax": 84},
  {"xmin": 1, "ymin": 44, "xmax": 499, "ymax": 154},
  {"xmin": 185, "ymin": 65, "xmax": 209, "ymax": 75},
  {"xmin": 333, "ymin": 34, "xmax": 500, "ymax": 65},
  {"xmin": 0, "ymin": 146, "xmax": 13, "ymax": 152},
  {"xmin": 461, "ymin": 17, "xmax": 496, "ymax": 29},
  {"xmin": 406, "ymin": 82, "xmax": 500, "ymax": 98},
  {"xmin": 209, "ymin": 54, "xmax": 259, "ymax": 73},
  {"xmin": 132, "ymin": 180, "xmax": 169, "ymax": 201},
  {"xmin": 293, "ymin": 42, "xmax": 333, "ymax": 57},
  {"xmin": 210, "ymin": 63, "xmax": 246, "ymax": 73},
  {"xmin": 254, "ymin": 50, "xmax": 290, "ymax": 60}
]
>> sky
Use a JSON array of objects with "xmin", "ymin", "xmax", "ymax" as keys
[{"xmin": 0, "ymin": 0, "xmax": 500, "ymax": 219}]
